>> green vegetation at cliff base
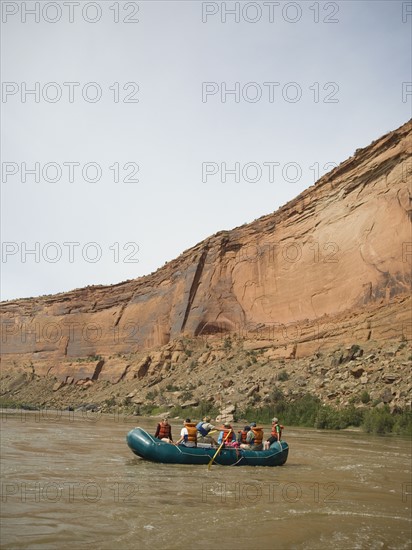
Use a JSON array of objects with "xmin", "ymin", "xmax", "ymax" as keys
[
  {"xmin": 1, "ymin": 392, "xmax": 410, "ymax": 436},
  {"xmin": 148, "ymin": 391, "xmax": 411, "ymax": 436},
  {"xmin": 239, "ymin": 393, "xmax": 411, "ymax": 436}
]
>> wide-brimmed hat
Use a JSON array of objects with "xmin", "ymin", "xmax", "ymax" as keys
[{"xmin": 272, "ymin": 417, "xmax": 278, "ymax": 423}]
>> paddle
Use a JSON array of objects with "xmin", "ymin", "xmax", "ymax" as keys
[{"xmin": 207, "ymin": 429, "xmax": 232, "ymax": 470}]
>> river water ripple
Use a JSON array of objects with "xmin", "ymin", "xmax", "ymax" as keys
[{"xmin": 0, "ymin": 411, "xmax": 411, "ymax": 549}]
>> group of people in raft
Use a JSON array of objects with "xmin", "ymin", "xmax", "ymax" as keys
[{"xmin": 154, "ymin": 416, "xmax": 283, "ymax": 450}]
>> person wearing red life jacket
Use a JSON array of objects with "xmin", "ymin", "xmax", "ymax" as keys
[
  {"xmin": 176, "ymin": 418, "xmax": 197, "ymax": 447},
  {"xmin": 217, "ymin": 423, "xmax": 237, "ymax": 447},
  {"xmin": 238, "ymin": 425, "xmax": 255, "ymax": 449},
  {"xmin": 264, "ymin": 417, "xmax": 284, "ymax": 449},
  {"xmin": 154, "ymin": 418, "xmax": 173, "ymax": 443},
  {"xmin": 237, "ymin": 426, "xmax": 250, "ymax": 445}
]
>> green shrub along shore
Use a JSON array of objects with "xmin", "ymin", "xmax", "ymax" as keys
[
  {"xmin": 242, "ymin": 395, "xmax": 411, "ymax": 436},
  {"xmin": 2, "ymin": 391, "xmax": 411, "ymax": 436}
]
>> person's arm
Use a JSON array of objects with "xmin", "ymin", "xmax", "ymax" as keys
[
  {"xmin": 169, "ymin": 428, "xmax": 173, "ymax": 442},
  {"xmin": 154, "ymin": 424, "xmax": 160, "ymax": 438},
  {"xmin": 177, "ymin": 427, "xmax": 188, "ymax": 445},
  {"xmin": 175, "ymin": 428, "xmax": 184, "ymax": 445}
]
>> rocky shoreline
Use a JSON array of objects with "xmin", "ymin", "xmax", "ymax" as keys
[{"xmin": 1, "ymin": 336, "xmax": 410, "ymax": 419}]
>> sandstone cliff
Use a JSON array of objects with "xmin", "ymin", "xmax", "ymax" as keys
[{"xmin": 1, "ymin": 120, "xmax": 411, "ymax": 408}]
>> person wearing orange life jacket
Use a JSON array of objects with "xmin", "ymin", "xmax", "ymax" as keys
[
  {"xmin": 264, "ymin": 417, "xmax": 284, "ymax": 450},
  {"xmin": 154, "ymin": 418, "xmax": 173, "ymax": 443},
  {"xmin": 217, "ymin": 423, "xmax": 237, "ymax": 447},
  {"xmin": 176, "ymin": 418, "xmax": 197, "ymax": 447},
  {"xmin": 249, "ymin": 422, "xmax": 264, "ymax": 450}
]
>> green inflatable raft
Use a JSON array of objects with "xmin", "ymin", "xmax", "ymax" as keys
[{"xmin": 126, "ymin": 427, "xmax": 289, "ymax": 467}]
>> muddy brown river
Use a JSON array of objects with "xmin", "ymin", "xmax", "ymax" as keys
[{"xmin": 0, "ymin": 410, "xmax": 410, "ymax": 549}]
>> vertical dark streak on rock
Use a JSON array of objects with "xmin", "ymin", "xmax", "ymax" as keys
[
  {"xmin": 92, "ymin": 359, "xmax": 105, "ymax": 381},
  {"xmin": 180, "ymin": 248, "xmax": 209, "ymax": 332}
]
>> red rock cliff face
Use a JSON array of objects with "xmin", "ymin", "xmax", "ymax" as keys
[{"xmin": 1, "ymin": 121, "xmax": 411, "ymax": 369}]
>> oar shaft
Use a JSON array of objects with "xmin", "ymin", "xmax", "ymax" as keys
[{"xmin": 207, "ymin": 429, "xmax": 232, "ymax": 469}]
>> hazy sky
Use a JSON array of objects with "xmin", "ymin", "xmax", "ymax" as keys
[{"xmin": 1, "ymin": 0, "xmax": 411, "ymax": 301}]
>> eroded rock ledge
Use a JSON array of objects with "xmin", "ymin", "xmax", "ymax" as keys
[{"xmin": 1, "ymin": 337, "xmax": 411, "ymax": 413}]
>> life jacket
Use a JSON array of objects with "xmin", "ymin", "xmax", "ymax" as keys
[
  {"xmin": 158, "ymin": 422, "xmax": 171, "ymax": 439},
  {"xmin": 251, "ymin": 427, "xmax": 263, "ymax": 446},
  {"xmin": 238, "ymin": 430, "xmax": 248, "ymax": 444},
  {"xmin": 196, "ymin": 421, "xmax": 209, "ymax": 437},
  {"xmin": 184, "ymin": 422, "xmax": 197, "ymax": 443},
  {"xmin": 271, "ymin": 424, "xmax": 284, "ymax": 440},
  {"xmin": 221, "ymin": 427, "xmax": 235, "ymax": 443}
]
